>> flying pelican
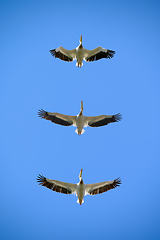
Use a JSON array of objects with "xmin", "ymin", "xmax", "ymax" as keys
[
  {"xmin": 38, "ymin": 101, "xmax": 122, "ymax": 135},
  {"xmin": 50, "ymin": 35, "xmax": 115, "ymax": 67},
  {"xmin": 37, "ymin": 169, "xmax": 121, "ymax": 205}
]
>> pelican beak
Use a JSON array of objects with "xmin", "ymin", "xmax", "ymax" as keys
[
  {"xmin": 80, "ymin": 35, "xmax": 82, "ymax": 43},
  {"xmin": 81, "ymin": 100, "xmax": 83, "ymax": 112},
  {"xmin": 79, "ymin": 169, "xmax": 83, "ymax": 178}
]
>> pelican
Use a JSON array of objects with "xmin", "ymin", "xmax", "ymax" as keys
[
  {"xmin": 37, "ymin": 169, "xmax": 121, "ymax": 205},
  {"xmin": 38, "ymin": 101, "xmax": 122, "ymax": 135},
  {"xmin": 50, "ymin": 35, "xmax": 115, "ymax": 67}
]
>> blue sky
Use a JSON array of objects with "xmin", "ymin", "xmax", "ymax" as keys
[{"xmin": 1, "ymin": 0, "xmax": 160, "ymax": 239}]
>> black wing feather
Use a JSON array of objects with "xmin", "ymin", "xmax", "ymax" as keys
[
  {"xmin": 88, "ymin": 178, "xmax": 121, "ymax": 195},
  {"xmin": 86, "ymin": 50, "xmax": 115, "ymax": 62},
  {"xmin": 37, "ymin": 174, "xmax": 72, "ymax": 194},
  {"xmin": 88, "ymin": 113, "xmax": 122, "ymax": 127},
  {"xmin": 50, "ymin": 49, "xmax": 73, "ymax": 62},
  {"xmin": 38, "ymin": 109, "xmax": 73, "ymax": 126}
]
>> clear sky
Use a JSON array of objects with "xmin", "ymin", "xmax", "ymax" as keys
[{"xmin": 1, "ymin": 0, "xmax": 160, "ymax": 239}]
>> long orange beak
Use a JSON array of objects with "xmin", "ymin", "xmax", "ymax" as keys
[
  {"xmin": 81, "ymin": 100, "xmax": 83, "ymax": 112},
  {"xmin": 79, "ymin": 169, "xmax": 83, "ymax": 177},
  {"xmin": 80, "ymin": 35, "xmax": 82, "ymax": 43}
]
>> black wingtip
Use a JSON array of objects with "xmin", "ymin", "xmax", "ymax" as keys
[
  {"xmin": 108, "ymin": 50, "xmax": 115, "ymax": 58},
  {"xmin": 115, "ymin": 113, "xmax": 122, "ymax": 122},
  {"xmin": 38, "ymin": 109, "xmax": 46, "ymax": 118},
  {"xmin": 37, "ymin": 174, "xmax": 45, "ymax": 184},
  {"xmin": 49, "ymin": 49, "xmax": 56, "ymax": 57},
  {"xmin": 115, "ymin": 177, "xmax": 122, "ymax": 187}
]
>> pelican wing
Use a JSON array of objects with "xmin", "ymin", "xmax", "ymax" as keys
[
  {"xmin": 50, "ymin": 46, "xmax": 76, "ymax": 62},
  {"xmin": 37, "ymin": 174, "xmax": 77, "ymax": 195},
  {"xmin": 85, "ymin": 178, "xmax": 121, "ymax": 195},
  {"xmin": 38, "ymin": 109, "xmax": 77, "ymax": 126},
  {"xmin": 84, "ymin": 47, "xmax": 115, "ymax": 62},
  {"xmin": 86, "ymin": 113, "xmax": 121, "ymax": 127}
]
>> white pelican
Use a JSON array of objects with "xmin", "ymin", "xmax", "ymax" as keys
[
  {"xmin": 37, "ymin": 169, "xmax": 121, "ymax": 205},
  {"xmin": 50, "ymin": 35, "xmax": 115, "ymax": 67},
  {"xmin": 38, "ymin": 101, "xmax": 122, "ymax": 135}
]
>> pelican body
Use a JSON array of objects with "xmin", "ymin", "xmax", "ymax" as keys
[
  {"xmin": 37, "ymin": 169, "xmax": 121, "ymax": 205},
  {"xmin": 50, "ymin": 35, "xmax": 115, "ymax": 67},
  {"xmin": 38, "ymin": 101, "xmax": 122, "ymax": 135}
]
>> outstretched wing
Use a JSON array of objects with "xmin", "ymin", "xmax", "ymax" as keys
[
  {"xmin": 85, "ymin": 113, "xmax": 122, "ymax": 127},
  {"xmin": 50, "ymin": 46, "xmax": 76, "ymax": 62},
  {"xmin": 37, "ymin": 174, "xmax": 77, "ymax": 195},
  {"xmin": 85, "ymin": 178, "xmax": 121, "ymax": 195},
  {"xmin": 84, "ymin": 47, "xmax": 115, "ymax": 62},
  {"xmin": 38, "ymin": 109, "xmax": 77, "ymax": 126}
]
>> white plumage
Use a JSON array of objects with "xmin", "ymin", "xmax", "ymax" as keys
[
  {"xmin": 37, "ymin": 169, "xmax": 121, "ymax": 205},
  {"xmin": 50, "ymin": 35, "xmax": 115, "ymax": 67},
  {"xmin": 38, "ymin": 101, "xmax": 122, "ymax": 135}
]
